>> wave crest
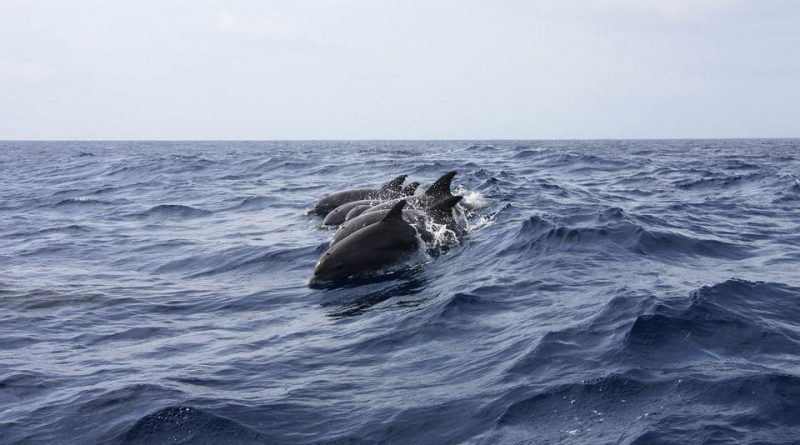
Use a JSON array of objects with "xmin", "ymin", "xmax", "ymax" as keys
[
  {"xmin": 506, "ymin": 212, "xmax": 752, "ymax": 260},
  {"xmin": 132, "ymin": 204, "xmax": 212, "ymax": 219},
  {"xmin": 118, "ymin": 406, "xmax": 264, "ymax": 444}
]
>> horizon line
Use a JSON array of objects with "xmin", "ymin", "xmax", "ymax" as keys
[{"xmin": 2, "ymin": 136, "xmax": 799, "ymax": 142}]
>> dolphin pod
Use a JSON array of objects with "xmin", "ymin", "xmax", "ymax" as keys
[
  {"xmin": 321, "ymin": 181, "xmax": 420, "ymax": 226},
  {"xmin": 309, "ymin": 171, "xmax": 465, "ymax": 285},
  {"xmin": 330, "ymin": 194, "xmax": 464, "ymax": 248},
  {"xmin": 312, "ymin": 174, "xmax": 408, "ymax": 216}
]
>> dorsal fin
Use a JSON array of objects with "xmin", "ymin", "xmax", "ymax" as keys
[
  {"xmin": 402, "ymin": 182, "xmax": 420, "ymax": 196},
  {"xmin": 381, "ymin": 199, "xmax": 407, "ymax": 222},
  {"xmin": 380, "ymin": 174, "xmax": 407, "ymax": 194},
  {"xmin": 424, "ymin": 171, "xmax": 456, "ymax": 200},
  {"xmin": 429, "ymin": 195, "xmax": 463, "ymax": 214}
]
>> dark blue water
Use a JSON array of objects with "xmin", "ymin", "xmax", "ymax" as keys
[{"xmin": 2, "ymin": 140, "xmax": 799, "ymax": 444}]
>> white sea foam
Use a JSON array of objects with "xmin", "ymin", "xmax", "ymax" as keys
[
  {"xmin": 421, "ymin": 219, "xmax": 458, "ymax": 252},
  {"xmin": 466, "ymin": 212, "xmax": 497, "ymax": 233},
  {"xmin": 455, "ymin": 185, "xmax": 489, "ymax": 211}
]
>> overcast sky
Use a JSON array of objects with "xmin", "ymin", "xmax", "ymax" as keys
[{"xmin": 1, "ymin": 0, "xmax": 798, "ymax": 139}]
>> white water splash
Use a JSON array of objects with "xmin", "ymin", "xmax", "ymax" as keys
[
  {"xmin": 455, "ymin": 185, "xmax": 489, "ymax": 211},
  {"xmin": 466, "ymin": 212, "xmax": 497, "ymax": 233},
  {"xmin": 421, "ymin": 219, "xmax": 459, "ymax": 252}
]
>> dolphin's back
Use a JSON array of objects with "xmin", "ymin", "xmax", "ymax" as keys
[
  {"xmin": 330, "ymin": 210, "xmax": 389, "ymax": 247},
  {"xmin": 313, "ymin": 189, "xmax": 375, "ymax": 216},
  {"xmin": 323, "ymin": 199, "xmax": 380, "ymax": 226},
  {"xmin": 345, "ymin": 205, "xmax": 372, "ymax": 221}
]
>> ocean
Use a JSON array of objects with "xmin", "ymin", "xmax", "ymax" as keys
[{"xmin": 1, "ymin": 139, "xmax": 799, "ymax": 444}]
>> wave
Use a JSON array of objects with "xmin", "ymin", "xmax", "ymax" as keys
[
  {"xmin": 73, "ymin": 326, "xmax": 172, "ymax": 346},
  {"xmin": 165, "ymin": 155, "xmax": 215, "ymax": 172},
  {"xmin": 511, "ymin": 147, "xmax": 549, "ymax": 159},
  {"xmin": 506, "ymin": 212, "xmax": 752, "ymax": 260},
  {"xmin": 0, "ymin": 383, "xmax": 187, "ymax": 444},
  {"xmin": 53, "ymin": 197, "xmax": 113, "ymax": 207},
  {"xmin": 540, "ymin": 152, "xmax": 633, "ymax": 169},
  {"xmin": 103, "ymin": 163, "xmax": 154, "ymax": 177},
  {"xmin": 251, "ymin": 158, "xmax": 314, "ymax": 174},
  {"xmin": 674, "ymin": 172, "xmax": 767, "ymax": 190},
  {"xmin": 506, "ymin": 291, "xmax": 653, "ymax": 378},
  {"xmin": 0, "ymin": 371, "xmax": 55, "ymax": 400},
  {"xmin": 723, "ymin": 159, "xmax": 761, "ymax": 170},
  {"xmin": 218, "ymin": 173, "xmax": 261, "ymax": 180},
  {"xmin": 772, "ymin": 175, "xmax": 800, "ymax": 204},
  {"xmin": 435, "ymin": 291, "xmax": 512, "ymax": 321},
  {"xmin": 131, "ymin": 204, "xmax": 212, "ymax": 219},
  {"xmin": 2, "ymin": 224, "xmax": 91, "ymax": 239},
  {"xmin": 506, "ymin": 279, "xmax": 800, "ymax": 386},
  {"xmin": 225, "ymin": 195, "xmax": 278, "ymax": 211},
  {"xmin": 118, "ymin": 405, "xmax": 265, "ymax": 445},
  {"xmin": 0, "ymin": 334, "xmax": 40, "ymax": 349},
  {"xmin": 490, "ymin": 371, "xmax": 800, "ymax": 444},
  {"xmin": 188, "ymin": 245, "xmax": 317, "ymax": 278},
  {"xmin": 152, "ymin": 244, "xmax": 317, "ymax": 277},
  {"xmin": 626, "ymin": 373, "xmax": 800, "ymax": 444},
  {"xmin": 623, "ymin": 279, "xmax": 800, "ymax": 363},
  {"xmin": 467, "ymin": 144, "xmax": 499, "ymax": 151}
]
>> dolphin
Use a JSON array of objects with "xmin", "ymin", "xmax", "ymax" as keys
[
  {"xmin": 312, "ymin": 174, "xmax": 407, "ymax": 216},
  {"xmin": 323, "ymin": 199, "xmax": 381, "ymax": 226},
  {"xmin": 311, "ymin": 200, "xmax": 420, "ymax": 284},
  {"xmin": 420, "ymin": 170, "xmax": 457, "ymax": 204},
  {"xmin": 344, "ymin": 204, "xmax": 372, "ymax": 221},
  {"xmin": 361, "ymin": 171, "xmax": 456, "ymax": 216},
  {"xmin": 323, "ymin": 181, "xmax": 420, "ymax": 226},
  {"xmin": 426, "ymin": 195, "xmax": 467, "ymax": 237},
  {"xmin": 329, "ymin": 195, "xmax": 464, "ymax": 248},
  {"xmin": 401, "ymin": 181, "xmax": 420, "ymax": 197}
]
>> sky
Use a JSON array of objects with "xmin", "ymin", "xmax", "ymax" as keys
[{"xmin": 1, "ymin": 0, "xmax": 798, "ymax": 140}]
